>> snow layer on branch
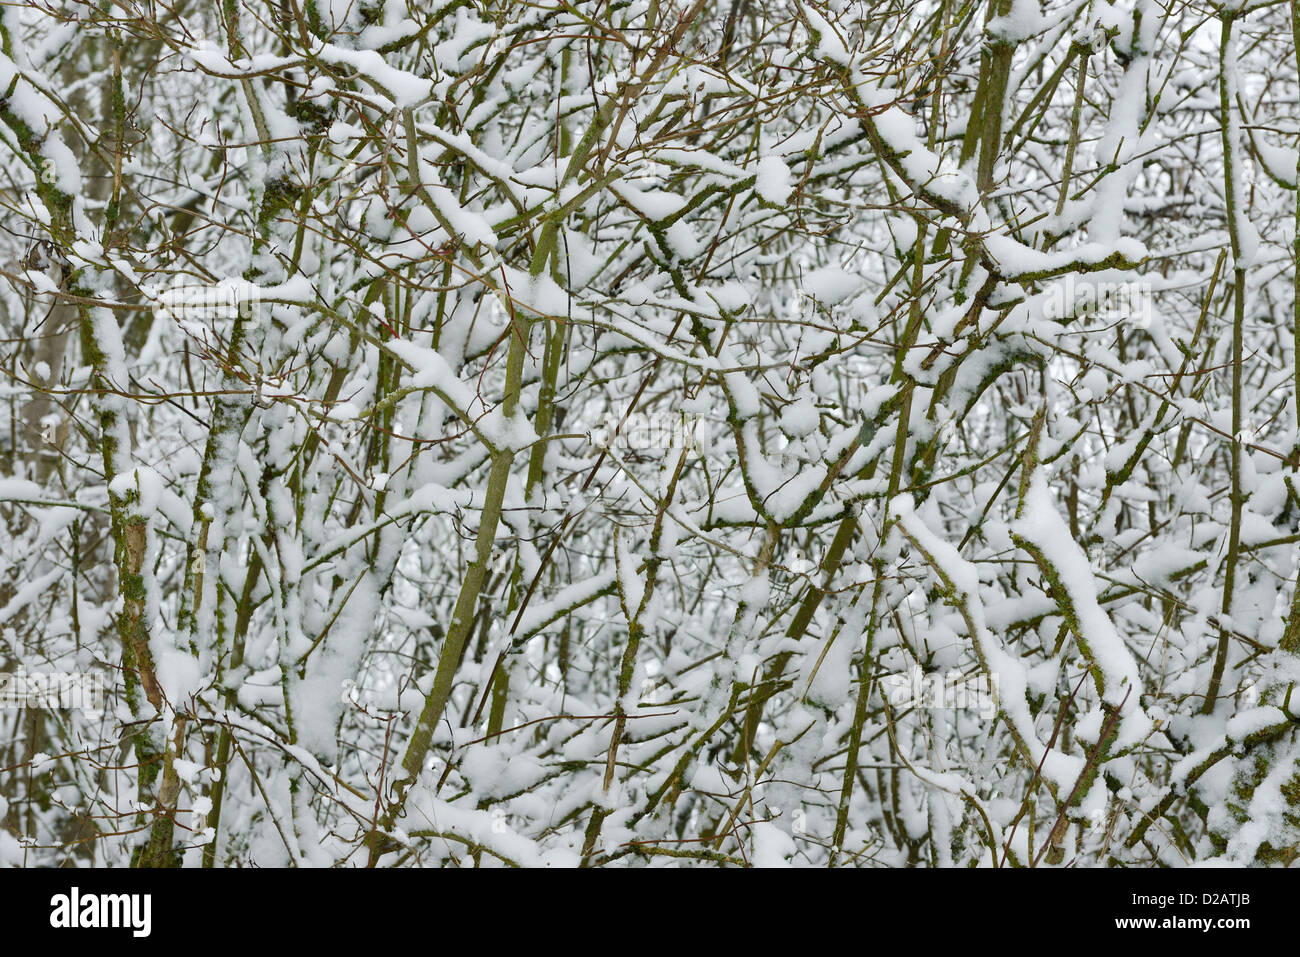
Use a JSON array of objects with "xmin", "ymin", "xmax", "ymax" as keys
[
  {"xmin": 385, "ymin": 337, "xmax": 538, "ymax": 452},
  {"xmin": 892, "ymin": 495, "xmax": 1083, "ymax": 793},
  {"xmin": 987, "ymin": 0, "xmax": 1045, "ymax": 42},
  {"xmin": 754, "ymin": 155, "xmax": 793, "ymax": 205},
  {"xmin": 804, "ymin": 265, "xmax": 865, "ymax": 305},
  {"xmin": 313, "ymin": 42, "xmax": 433, "ymax": 107},
  {"xmin": 984, "ymin": 235, "xmax": 1147, "ymax": 280},
  {"xmin": 1011, "ymin": 474, "xmax": 1151, "ymax": 745},
  {"xmin": 405, "ymin": 788, "xmax": 580, "ymax": 867},
  {"xmin": 854, "ymin": 86, "xmax": 978, "ymax": 212},
  {"xmin": 801, "ymin": 4, "xmax": 851, "ymax": 66}
]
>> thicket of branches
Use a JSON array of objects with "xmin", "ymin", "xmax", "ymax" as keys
[{"xmin": 2, "ymin": 0, "xmax": 1299, "ymax": 867}]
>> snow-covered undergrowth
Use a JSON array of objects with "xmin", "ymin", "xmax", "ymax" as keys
[{"xmin": 1, "ymin": 0, "xmax": 1299, "ymax": 867}]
